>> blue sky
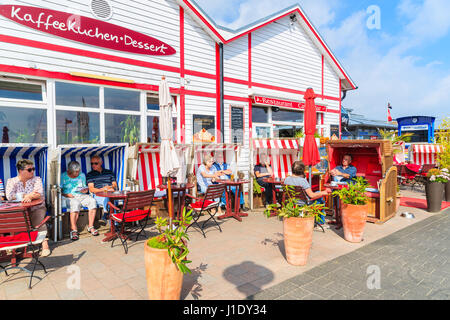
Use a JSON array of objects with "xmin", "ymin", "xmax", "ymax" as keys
[{"xmin": 194, "ymin": 0, "xmax": 450, "ymax": 126}]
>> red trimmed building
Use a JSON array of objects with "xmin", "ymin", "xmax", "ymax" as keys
[{"xmin": 0, "ymin": 0, "xmax": 356, "ymax": 177}]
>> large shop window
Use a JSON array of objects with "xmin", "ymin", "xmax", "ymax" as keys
[
  {"xmin": 104, "ymin": 88, "xmax": 140, "ymax": 111},
  {"xmin": 272, "ymin": 109, "xmax": 303, "ymax": 123},
  {"xmin": 56, "ymin": 110, "xmax": 100, "ymax": 145},
  {"xmin": 105, "ymin": 114, "xmax": 140, "ymax": 144},
  {"xmin": 0, "ymin": 106, "xmax": 47, "ymax": 143},
  {"xmin": 252, "ymin": 106, "xmax": 268, "ymax": 123},
  {"xmin": 0, "ymin": 80, "xmax": 43, "ymax": 101},
  {"xmin": 147, "ymin": 95, "xmax": 159, "ymax": 111},
  {"xmin": 55, "ymin": 82, "xmax": 99, "ymax": 108}
]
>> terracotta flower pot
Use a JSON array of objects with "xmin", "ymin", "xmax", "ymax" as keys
[
  {"xmin": 283, "ymin": 216, "xmax": 314, "ymax": 266},
  {"xmin": 445, "ymin": 181, "xmax": 450, "ymax": 202},
  {"xmin": 425, "ymin": 181, "xmax": 444, "ymax": 213},
  {"xmin": 144, "ymin": 244, "xmax": 183, "ymax": 300},
  {"xmin": 341, "ymin": 203, "xmax": 368, "ymax": 243}
]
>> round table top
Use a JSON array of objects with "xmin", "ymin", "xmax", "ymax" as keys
[
  {"xmin": 215, "ymin": 179, "xmax": 249, "ymax": 185},
  {"xmin": 0, "ymin": 199, "xmax": 44, "ymax": 212},
  {"xmin": 157, "ymin": 183, "xmax": 195, "ymax": 191},
  {"xmin": 96, "ymin": 191, "xmax": 128, "ymax": 199},
  {"xmin": 263, "ymin": 177, "xmax": 285, "ymax": 184}
]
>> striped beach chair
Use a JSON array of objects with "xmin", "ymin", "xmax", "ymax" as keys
[{"xmin": 408, "ymin": 144, "xmax": 443, "ymax": 166}]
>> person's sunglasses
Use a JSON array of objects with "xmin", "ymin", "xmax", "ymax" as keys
[
  {"xmin": 91, "ymin": 162, "xmax": 99, "ymax": 165},
  {"xmin": 25, "ymin": 167, "xmax": 35, "ymax": 172}
]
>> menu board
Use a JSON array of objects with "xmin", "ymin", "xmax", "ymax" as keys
[
  {"xmin": 231, "ymin": 107, "xmax": 244, "ymax": 144},
  {"xmin": 330, "ymin": 124, "xmax": 340, "ymax": 138},
  {"xmin": 193, "ymin": 115, "xmax": 215, "ymax": 143}
]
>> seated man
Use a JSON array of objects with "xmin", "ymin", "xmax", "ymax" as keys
[
  {"xmin": 254, "ymin": 154, "xmax": 273, "ymax": 206},
  {"xmin": 196, "ymin": 153, "xmax": 223, "ymax": 214},
  {"xmin": 330, "ymin": 154, "xmax": 357, "ymax": 183},
  {"xmin": 213, "ymin": 152, "xmax": 246, "ymax": 211},
  {"xmin": 284, "ymin": 161, "xmax": 332, "ymax": 225},
  {"xmin": 86, "ymin": 155, "xmax": 118, "ymax": 223},
  {"xmin": 61, "ymin": 161, "xmax": 99, "ymax": 240}
]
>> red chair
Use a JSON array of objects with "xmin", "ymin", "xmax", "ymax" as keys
[
  {"xmin": 186, "ymin": 184, "xmax": 227, "ymax": 238},
  {"xmin": 108, "ymin": 189, "xmax": 155, "ymax": 254},
  {"xmin": 0, "ymin": 208, "xmax": 50, "ymax": 288}
]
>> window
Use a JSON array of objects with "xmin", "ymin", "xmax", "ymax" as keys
[
  {"xmin": 252, "ymin": 106, "xmax": 268, "ymax": 123},
  {"xmin": 0, "ymin": 106, "xmax": 47, "ymax": 143},
  {"xmin": 104, "ymin": 87, "xmax": 140, "ymax": 111},
  {"xmin": 147, "ymin": 116, "xmax": 177, "ymax": 142},
  {"xmin": 105, "ymin": 114, "xmax": 140, "ymax": 144},
  {"xmin": 56, "ymin": 110, "xmax": 100, "ymax": 144},
  {"xmin": 0, "ymin": 80, "xmax": 43, "ymax": 101},
  {"xmin": 273, "ymin": 125, "xmax": 303, "ymax": 138},
  {"xmin": 55, "ymin": 82, "xmax": 99, "ymax": 108},
  {"xmin": 272, "ymin": 109, "xmax": 303, "ymax": 123},
  {"xmin": 147, "ymin": 95, "xmax": 159, "ymax": 111},
  {"xmin": 255, "ymin": 126, "xmax": 270, "ymax": 138}
]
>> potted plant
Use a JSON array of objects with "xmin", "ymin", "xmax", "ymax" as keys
[
  {"xmin": 425, "ymin": 168, "xmax": 448, "ymax": 212},
  {"xmin": 314, "ymin": 132, "xmax": 321, "ymax": 146},
  {"xmin": 144, "ymin": 208, "xmax": 193, "ymax": 300},
  {"xmin": 265, "ymin": 185, "xmax": 326, "ymax": 266},
  {"xmin": 436, "ymin": 117, "xmax": 450, "ymax": 201},
  {"xmin": 332, "ymin": 177, "xmax": 370, "ymax": 243},
  {"xmin": 295, "ymin": 129, "xmax": 304, "ymax": 146}
]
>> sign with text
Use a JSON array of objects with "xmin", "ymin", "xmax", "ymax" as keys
[
  {"xmin": 0, "ymin": 5, "xmax": 176, "ymax": 56},
  {"xmin": 230, "ymin": 107, "xmax": 244, "ymax": 144},
  {"xmin": 401, "ymin": 125, "xmax": 428, "ymax": 131},
  {"xmin": 252, "ymin": 96, "xmax": 327, "ymax": 112},
  {"xmin": 193, "ymin": 115, "xmax": 215, "ymax": 143}
]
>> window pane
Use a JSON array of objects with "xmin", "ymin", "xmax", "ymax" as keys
[
  {"xmin": 105, "ymin": 114, "xmax": 140, "ymax": 144},
  {"xmin": 0, "ymin": 81, "xmax": 42, "ymax": 101},
  {"xmin": 272, "ymin": 109, "xmax": 303, "ymax": 123},
  {"xmin": 255, "ymin": 126, "xmax": 270, "ymax": 138},
  {"xmin": 147, "ymin": 96, "xmax": 159, "ymax": 111},
  {"xmin": 274, "ymin": 125, "xmax": 302, "ymax": 138},
  {"xmin": 56, "ymin": 110, "xmax": 100, "ymax": 145},
  {"xmin": 0, "ymin": 106, "xmax": 47, "ymax": 143},
  {"xmin": 252, "ymin": 106, "xmax": 268, "ymax": 123},
  {"xmin": 55, "ymin": 82, "xmax": 99, "ymax": 108},
  {"xmin": 105, "ymin": 88, "xmax": 140, "ymax": 111},
  {"xmin": 147, "ymin": 116, "xmax": 176, "ymax": 142}
]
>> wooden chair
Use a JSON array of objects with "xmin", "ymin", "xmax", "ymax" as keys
[
  {"xmin": 186, "ymin": 184, "xmax": 227, "ymax": 238},
  {"xmin": 108, "ymin": 189, "xmax": 155, "ymax": 254},
  {"xmin": 0, "ymin": 208, "xmax": 50, "ymax": 288},
  {"xmin": 281, "ymin": 184, "xmax": 325, "ymax": 233}
]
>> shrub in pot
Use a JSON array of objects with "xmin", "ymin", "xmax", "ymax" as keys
[
  {"xmin": 332, "ymin": 177, "xmax": 370, "ymax": 243},
  {"xmin": 265, "ymin": 185, "xmax": 326, "ymax": 266},
  {"xmin": 145, "ymin": 208, "xmax": 192, "ymax": 300},
  {"xmin": 425, "ymin": 168, "xmax": 448, "ymax": 212}
]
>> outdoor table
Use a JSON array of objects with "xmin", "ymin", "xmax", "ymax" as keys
[
  {"xmin": 262, "ymin": 177, "xmax": 285, "ymax": 205},
  {"xmin": 96, "ymin": 191, "xmax": 128, "ymax": 243},
  {"xmin": 157, "ymin": 183, "xmax": 195, "ymax": 220},
  {"xmin": 324, "ymin": 183, "xmax": 346, "ymax": 229},
  {"xmin": 0, "ymin": 199, "xmax": 44, "ymax": 265},
  {"xmin": 215, "ymin": 179, "xmax": 249, "ymax": 222}
]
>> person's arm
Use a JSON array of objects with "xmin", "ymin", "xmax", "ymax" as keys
[
  {"xmin": 88, "ymin": 182, "xmax": 109, "ymax": 194},
  {"xmin": 5, "ymin": 178, "xmax": 15, "ymax": 201},
  {"xmin": 305, "ymin": 188, "xmax": 330, "ymax": 200},
  {"xmin": 23, "ymin": 177, "xmax": 44, "ymax": 202}
]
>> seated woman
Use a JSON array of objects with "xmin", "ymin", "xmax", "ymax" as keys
[
  {"xmin": 6, "ymin": 159, "xmax": 51, "ymax": 256},
  {"xmin": 284, "ymin": 161, "xmax": 332, "ymax": 226},
  {"xmin": 196, "ymin": 154, "xmax": 223, "ymax": 214},
  {"xmin": 0, "ymin": 178, "xmax": 5, "ymax": 200},
  {"xmin": 61, "ymin": 161, "xmax": 99, "ymax": 240},
  {"xmin": 254, "ymin": 154, "xmax": 274, "ymax": 206}
]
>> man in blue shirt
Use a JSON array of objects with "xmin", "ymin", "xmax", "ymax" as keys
[{"xmin": 330, "ymin": 154, "xmax": 357, "ymax": 183}]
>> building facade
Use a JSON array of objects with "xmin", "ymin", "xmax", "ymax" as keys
[{"xmin": 0, "ymin": 0, "xmax": 356, "ymax": 178}]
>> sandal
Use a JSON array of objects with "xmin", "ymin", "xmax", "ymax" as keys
[
  {"xmin": 87, "ymin": 226, "xmax": 99, "ymax": 236},
  {"xmin": 70, "ymin": 230, "xmax": 79, "ymax": 241}
]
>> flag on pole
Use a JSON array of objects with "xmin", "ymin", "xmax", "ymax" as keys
[{"xmin": 387, "ymin": 103, "xmax": 393, "ymax": 122}]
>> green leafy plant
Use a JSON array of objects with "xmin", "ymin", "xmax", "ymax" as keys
[
  {"xmin": 15, "ymin": 128, "xmax": 36, "ymax": 143},
  {"xmin": 378, "ymin": 129, "xmax": 413, "ymax": 143},
  {"xmin": 294, "ymin": 129, "xmax": 304, "ymax": 138},
  {"xmin": 264, "ymin": 185, "xmax": 326, "ymax": 222},
  {"xmin": 147, "ymin": 207, "xmax": 193, "ymax": 274},
  {"xmin": 427, "ymin": 168, "xmax": 449, "ymax": 183},
  {"xmin": 314, "ymin": 132, "xmax": 321, "ymax": 138},
  {"xmin": 332, "ymin": 176, "xmax": 370, "ymax": 205},
  {"xmin": 120, "ymin": 115, "xmax": 139, "ymax": 146},
  {"xmin": 253, "ymin": 178, "xmax": 262, "ymax": 194},
  {"xmin": 436, "ymin": 117, "xmax": 450, "ymax": 170}
]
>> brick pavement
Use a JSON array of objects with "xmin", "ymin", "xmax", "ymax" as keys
[{"xmin": 249, "ymin": 208, "xmax": 450, "ymax": 300}]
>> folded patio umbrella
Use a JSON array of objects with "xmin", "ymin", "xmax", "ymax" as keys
[
  {"xmin": 159, "ymin": 76, "xmax": 180, "ymax": 223},
  {"xmin": 302, "ymin": 88, "xmax": 321, "ymax": 185}
]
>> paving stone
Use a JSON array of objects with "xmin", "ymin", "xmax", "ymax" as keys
[
  {"xmin": 326, "ymin": 282, "xmax": 361, "ymax": 298},
  {"xmin": 248, "ymin": 281, "xmax": 298, "ymax": 300},
  {"xmin": 287, "ymin": 274, "xmax": 315, "ymax": 287},
  {"xmin": 328, "ymin": 293, "xmax": 349, "ymax": 300},
  {"xmin": 277, "ymin": 288, "xmax": 310, "ymax": 300},
  {"xmin": 301, "ymin": 293, "xmax": 325, "ymax": 300},
  {"xmin": 301, "ymin": 282, "xmax": 337, "ymax": 299}
]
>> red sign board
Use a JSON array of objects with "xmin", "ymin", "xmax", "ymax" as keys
[
  {"xmin": 252, "ymin": 96, "xmax": 327, "ymax": 112},
  {"xmin": 0, "ymin": 5, "xmax": 176, "ymax": 56}
]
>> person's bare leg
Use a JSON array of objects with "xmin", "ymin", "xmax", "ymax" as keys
[
  {"xmin": 88, "ymin": 208, "xmax": 96, "ymax": 228},
  {"xmin": 70, "ymin": 212, "xmax": 79, "ymax": 231}
]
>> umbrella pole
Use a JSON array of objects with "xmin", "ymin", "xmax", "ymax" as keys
[
  {"xmin": 167, "ymin": 177, "xmax": 173, "ymax": 230},
  {"xmin": 309, "ymin": 167, "xmax": 312, "ymax": 186}
]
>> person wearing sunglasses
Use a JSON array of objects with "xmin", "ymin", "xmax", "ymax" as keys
[
  {"xmin": 5, "ymin": 159, "xmax": 51, "ymax": 256},
  {"xmin": 86, "ymin": 155, "xmax": 118, "ymax": 223}
]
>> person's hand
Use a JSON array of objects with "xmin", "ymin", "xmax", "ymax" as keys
[
  {"xmin": 66, "ymin": 194, "xmax": 74, "ymax": 198},
  {"xmin": 22, "ymin": 194, "xmax": 33, "ymax": 203},
  {"xmin": 325, "ymin": 188, "xmax": 332, "ymax": 194},
  {"xmin": 80, "ymin": 188, "xmax": 89, "ymax": 194}
]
